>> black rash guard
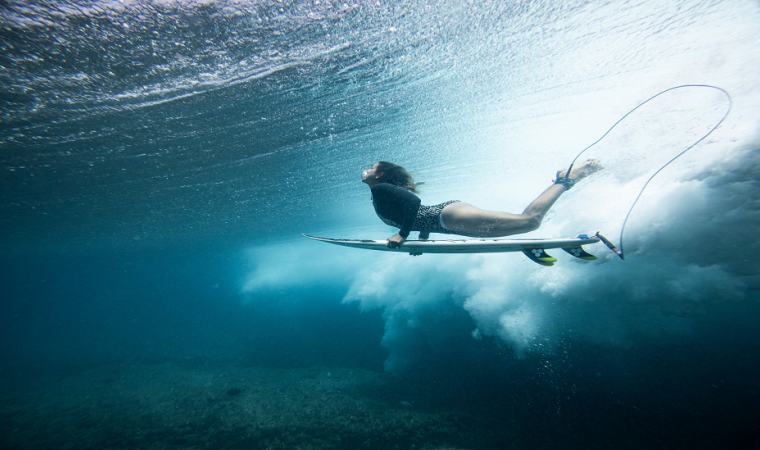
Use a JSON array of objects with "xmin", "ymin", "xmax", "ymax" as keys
[{"xmin": 370, "ymin": 183, "xmax": 421, "ymax": 239}]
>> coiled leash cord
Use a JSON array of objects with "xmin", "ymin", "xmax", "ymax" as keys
[{"xmin": 557, "ymin": 85, "xmax": 732, "ymax": 260}]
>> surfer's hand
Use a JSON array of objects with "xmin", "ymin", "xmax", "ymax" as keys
[{"xmin": 387, "ymin": 234, "xmax": 406, "ymax": 249}]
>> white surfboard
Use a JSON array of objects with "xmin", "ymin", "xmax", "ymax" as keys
[{"xmin": 302, "ymin": 234, "xmax": 601, "ymax": 266}]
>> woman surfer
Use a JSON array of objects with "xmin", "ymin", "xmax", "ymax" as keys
[{"xmin": 362, "ymin": 160, "xmax": 602, "ymax": 248}]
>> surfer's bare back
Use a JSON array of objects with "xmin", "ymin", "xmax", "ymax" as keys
[{"xmin": 361, "ymin": 160, "xmax": 601, "ymax": 248}]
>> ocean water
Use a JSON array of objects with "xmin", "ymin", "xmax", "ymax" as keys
[{"xmin": 2, "ymin": 0, "xmax": 759, "ymax": 448}]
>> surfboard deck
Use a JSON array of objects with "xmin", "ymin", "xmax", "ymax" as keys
[{"xmin": 302, "ymin": 234, "xmax": 601, "ymax": 266}]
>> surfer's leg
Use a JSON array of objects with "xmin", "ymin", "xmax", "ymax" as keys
[
  {"xmin": 440, "ymin": 201, "xmax": 551, "ymax": 237},
  {"xmin": 441, "ymin": 160, "xmax": 601, "ymax": 237}
]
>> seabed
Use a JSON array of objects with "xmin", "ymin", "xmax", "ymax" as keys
[{"xmin": 0, "ymin": 363, "xmax": 470, "ymax": 450}]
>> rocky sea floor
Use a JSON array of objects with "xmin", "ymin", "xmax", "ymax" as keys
[
  {"xmin": 3, "ymin": 361, "xmax": 756, "ymax": 449},
  {"xmin": 0, "ymin": 363, "xmax": 477, "ymax": 450}
]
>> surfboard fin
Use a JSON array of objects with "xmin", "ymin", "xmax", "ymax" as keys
[
  {"xmin": 522, "ymin": 248, "xmax": 557, "ymax": 266},
  {"xmin": 562, "ymin": 246, "xmax": 598, "ymax": 260}
]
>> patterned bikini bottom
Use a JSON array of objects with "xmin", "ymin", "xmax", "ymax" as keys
[{"xmin": 412, "ymin": 200, "xmax": 461, "ymax": 235}]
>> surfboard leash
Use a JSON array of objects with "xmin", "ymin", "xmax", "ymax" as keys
[
  {"xmin": 563, "ymin": 84, "xmax": 732, "ymax": 260},
  {"xmin": 594, "ymin": 232, "xmax": 624, "ymax": 260}
]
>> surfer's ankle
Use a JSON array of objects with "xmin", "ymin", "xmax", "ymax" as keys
[
  {"xmin": 556, "ymin": 159, "xmax": 602, "ymax": 185},
  {"xmin": 554, "ymin": 173, "xmax": 574, "ymax": 190}
]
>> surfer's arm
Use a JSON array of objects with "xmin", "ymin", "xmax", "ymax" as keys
[
  {"xmin": 419, "ymin": 230, "xmax": 430, "ymax": 240},
  {"xmin": 394, "ymin": 187, "xmax": 420, "ymax": 239},
  {"xmin": 372, "ymin": 183, "xmax": 421, "ymax": 239}
]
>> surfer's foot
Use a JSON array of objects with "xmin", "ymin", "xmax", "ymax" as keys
[{"xmin": 555, "ymin": 159, "xmax": 602, "ymax": 188}]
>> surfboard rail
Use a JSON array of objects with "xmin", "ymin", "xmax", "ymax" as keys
[{"xmin": 302, "ymin": 234, "xmax": 601, "ymax": 266}]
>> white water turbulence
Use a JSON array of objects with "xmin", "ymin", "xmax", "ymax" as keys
[{"xmin": 237, "ymin": 0, "xmax": 760, "ymax": 374}]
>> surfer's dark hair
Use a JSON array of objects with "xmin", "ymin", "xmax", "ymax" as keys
[{"xmin": 376, "ymin": 161, "xmax": 419, "ymax": 193}]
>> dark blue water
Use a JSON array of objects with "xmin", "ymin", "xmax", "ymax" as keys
[{"xmin": 2, "ymin": 0, "xmax": 760, "ymax": 448}]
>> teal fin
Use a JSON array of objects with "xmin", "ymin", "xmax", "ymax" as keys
[
  {"xmin": 562, "ymin": 246, "xmax": 598, "ymax": 260},
  {"xmin": 522, "ymin": 248, "xmax": 557, "ymax": 266}
]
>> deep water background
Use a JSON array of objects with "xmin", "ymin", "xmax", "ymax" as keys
[{"xmin": 2, "ymin": 0, "xmax": 760, "ymax": 448}]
